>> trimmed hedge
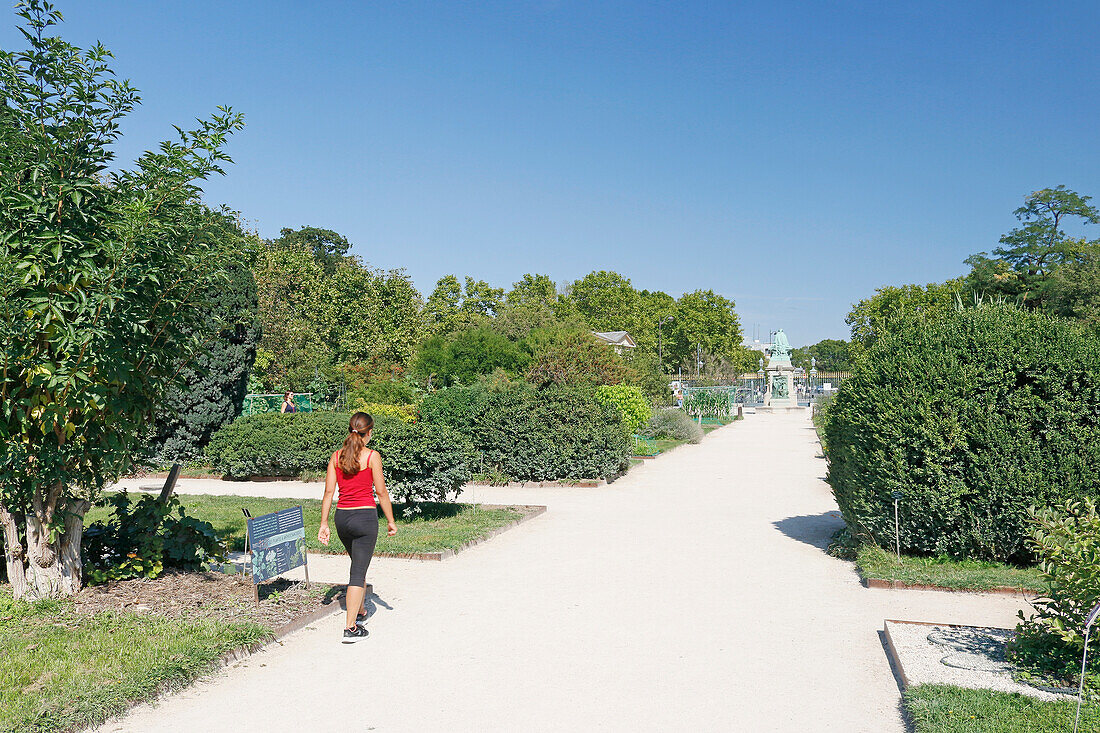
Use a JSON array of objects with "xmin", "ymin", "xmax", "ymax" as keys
[
  {"xmin": 419, "ymin": 384, "xmax": 632, "ymax": 482},
  {"xmin": 825, "ymin": 305, "xmax": 1100, "ymax": 563},
  {"xmin": 204, "ymin": 412, "xmax": 473, "ymax": 503}
]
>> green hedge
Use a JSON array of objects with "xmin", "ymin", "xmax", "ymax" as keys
[
  {"xmin": 419, "ymin": 385, "xmax": 631, "ymax": 482},
  {"xmin": 825, "ymin": 305, "xmax": 1100, "ymax": 563},
  {"xmin": 204, "ymin": 413, "xmax": 473, "ymax": 503}
]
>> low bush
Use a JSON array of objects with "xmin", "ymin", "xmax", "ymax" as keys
[
  {"xmin": 1009, "ymin": 499, "xmax": 1100, "ymax": 684},
  {"xmin": 595, "ymin": 384, "xmax": 651, "ymax": 433},
  {"xmin": 825, "ymin": 306, "xmax": 1100, "ymax": 563},
  {"xmin": 204, "ymin": 412, "xmax": 473, "ymax": 502},
  {"xmin": 640, "ymin": 408, "xmax": 704, "ymax": 443},
  {"xmin": 348, "ymin": 400, "xmax": 417, "ymax": 423},
  {"xmin": 419, "ymin": 384, "xmax": 631, "ymax": 482},
  {"xmin": 82, "ymin": 493, "xmax": 224, "ymax": 584}
]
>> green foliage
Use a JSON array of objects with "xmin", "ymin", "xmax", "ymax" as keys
[
  {"xmin": 0, "ymin": 1, "xmax": 247, "ymax": 598},
  {"xmin": 252, "ymin": 243, "xmax": 423, "ymax": 391},
  {"xmin": 348, "ymin": 400, "xmax": 417, "ymax": 423},
  {"xmin": 1010, "ymin": 499, "xmax": 1100, "ymax": 682},
  {"xmin": 419, "ymin": 385, "xmax": 631, "ymax": 482},
  {"xmin": 1047, "ymin": 246, "xmax": 1100, "ymax": 326},
  {"xmin": 525, "ymin": 329, "xmax": 631, "ymax": 388},
  {"xmin": 639, "ymin": 408, "xmax": 704, "ymax": 444},
  {"xmin": 791, "ymin": 338, "xmax": 852, "ymax": 372},
  {"xmin": 683, "ymin": 389, "xmax": 737, "ymax": 417},
  {"xmin": 269, "ymin": 225, "xmax": 350, "ymax": 274},
  {"xmin": 825, "ymin": 305, "xmax": 1100, "ymax": 563},
  {"xmin": 153, "ymin": 255, "xmax": 260, "ymax": 462},
  {"xmin": 966, "ymin": 186, "xmax": 1099, "ymax": 310},
  {"xmin": 668, "ymin": 289, "xmax": 746, "ymax": 370},
  {"xmin": 204, "ymin": 413, "xmax": 473, "ymax": 502},
  {"xmin": 413, "ymin": 326, "xmax": 529, "ymax": 387},
  {"xmin": 422, "ymin": 274, "xmax": 503, "ymax": 336},
  {"xmin": 846, "ymin": 279, "xmax": 965, "ymax": 361},
  {"xmin": 904, "ymin": 684, "xmax": 1100, "ymax": 733},
  {"xmin": 82, "ymin": 493, "xmax": 225, "ymax": 584},
  {"xmin": 595, "ymin": 385, "xmax": 651, "ymax": 433}
]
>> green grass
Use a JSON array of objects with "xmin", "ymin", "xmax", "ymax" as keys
[
  {"xmin": 856, "ymin": 544, "xmax": 1044, "ymax": 593},
  {"xmin": 905, "ymin": 684, "xmax": 1100, "ymax": 732},
  {"xmin": 0, "ymin": 589, "xmax": 270, "ymax": 733},
  {"xmin": 87, "ymin": 494, "xmax": 527, "ymax": 556},
  {"xmin": 652, "ymin": 438, "xmax": 688, "ymax": 453}
]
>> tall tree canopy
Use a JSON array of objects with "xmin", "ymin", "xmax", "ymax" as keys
[
  {"xmin": 0, "ymin": 0, "xmax": 247, "ymax": 598},
  {"xmin": 966, "ymin": 186, "xmax": 1099, "ymax": 309}
]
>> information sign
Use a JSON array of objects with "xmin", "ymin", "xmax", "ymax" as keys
[{"xmin": 247, "ymin": 506, "xmax": 307, "ymax": 584}]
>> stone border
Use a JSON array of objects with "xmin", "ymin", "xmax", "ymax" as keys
[
  {"xmin": 373, "ymin": 504, "xmax": 547, "ymax": 561},
  {"xmin": 882, "ymin": 617, "xmax": 946, "ymax": 689},
  {"xmin": 862, "ymin": 577, "xmax": 1032, "ymax": 597}
]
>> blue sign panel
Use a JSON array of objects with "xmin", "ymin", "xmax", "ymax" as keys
[{"xmin": 247, "ymin": 506, "xmax": 307, "ymax": 583}]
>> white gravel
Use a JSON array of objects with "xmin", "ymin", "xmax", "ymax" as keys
[
  {"xmin": 96, "ymin": 412, "xmax": 1035, "ymax": 733},
  {"xmin": 885, "ymin": 620, "xmax": 1071, "ymax": 701}
]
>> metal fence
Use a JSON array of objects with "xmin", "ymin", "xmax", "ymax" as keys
[
  {"xmin": 674, "ymin": 372, "xmax": 850, "ymax": 407},
  {"xmin": 242, "ymin": 393, "xmax": 314, "ymax": 416}
]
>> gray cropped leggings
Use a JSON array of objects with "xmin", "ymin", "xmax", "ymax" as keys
[{"xmin": 334, "ymin": 507, "xmax": 378, "ymax": 587}]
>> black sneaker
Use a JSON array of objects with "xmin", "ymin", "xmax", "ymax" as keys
[
  {"xmin": 342, "ymin": 626, "xmax": 369, "ymax": 643},
  {"xmin": 355, "ymin": 613, "xmax": 368, "ymax": 629}
]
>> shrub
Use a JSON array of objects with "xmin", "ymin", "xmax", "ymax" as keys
[
  {"xmin": 595, "ymin": 384, "xmax": 651, "ymax": 433},
  {"xmin": 204, "ymin": 412, "xmax": 473, "ymax": 502},
  {"xmin": 83, "ymin": 493, "xmax": 225, "ymax": 584},
  {"xmin": 640, "ymin": 408, "xmax": 704, "ymax": 443},
  {"xmin": 152, "ymin": 240, "xmax": 260, "ymax": 462},
  {"xmin": 1010, "ymin": 499, "xmax": 1100, "ymax": 682},
  {"xmin": 419, "ymin": 384, "xmax": 631, "ymax": 482},
  {"xmin": 525, "ymin": 329, "xmax": 631, "ymax": 388},
  {"xmin": 349, "ymin": 400, "xmax": 417, "ymax": 423},
  {"xmin": 825, "ymin": 305, "xmax": 1100, "ymax": 562},
  {"xmin": 683, "ymin": 389, "xmax": 736, "ymax": 417}
]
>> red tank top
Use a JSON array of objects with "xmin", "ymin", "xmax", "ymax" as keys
[{"xmin": 335, "ymin": 450, "xmax": 376, "ymax": 509}]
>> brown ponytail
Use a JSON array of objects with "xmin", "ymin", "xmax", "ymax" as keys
[{"xmin": 338, "ymin": 412, "xmax": 373, "ymax": 476}]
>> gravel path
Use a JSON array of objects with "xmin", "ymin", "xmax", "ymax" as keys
[{"xmin": 96, "ymin": 411, "xmax": 1032, "ymax": 732}]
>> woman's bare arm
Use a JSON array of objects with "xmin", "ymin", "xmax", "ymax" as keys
[
  {"xmin": 318, "ymin": 452, "xmax": 338, "ymax": 545},
  {"xmin": 371, "ymin": 452, "xmax": 397, "ymax": 536}
]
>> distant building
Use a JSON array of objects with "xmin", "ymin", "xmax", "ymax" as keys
[{"xmin": 592, "ymin": 331, "xmax": 637, "ymax": 353}]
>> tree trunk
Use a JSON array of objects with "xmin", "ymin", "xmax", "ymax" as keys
[
  {"xmin": 0, "ymin": 503, "xmax": 28, "ymax": 598},
  {"xmin": 21, "ymin": 499, "xmax": 90, "ymax": 600}
]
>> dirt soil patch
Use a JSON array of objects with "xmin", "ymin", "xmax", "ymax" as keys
[{"xmin": 71, "ymin": 570, "xmax": 342, "ymax": 631}]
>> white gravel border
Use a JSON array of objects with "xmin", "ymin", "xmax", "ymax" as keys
[{"xmin": 884, "ymin": 620, "xmax": 1072, "ymax": 701}]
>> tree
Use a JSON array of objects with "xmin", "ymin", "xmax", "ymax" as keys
[
  {"xmin": 966, "ymin": 186, "xmax": 1099, "ymax": 309},
  {"xmin": 269, "ymin": 225, "xmax": 350, "ymax": 274},
  {"xmin": 525, "ymin": 330, "xmax": 631, "ymax": 389},
  {"xmin": 667, "ymin": 290, "xmax": 746, "ymax": 369},
  {"xmin": 153, "ymin": 248, "xmax": 260, "ymax": 462},
  {"xmin": 252, "ymin": 244, "xmax": 423, "ymax": 391},
  {"xmin": 0, "ymin": 1, "xmax": 246, "ymax": 598},
  {"xmin": 846, "ymin": 279, "xmax": 964, "ymax": 362},
  {"xmin": 413, "ymin": 327, "xmax": 528, "ymax": 387},
  {"xmin": 792, "ymin": 339, "xmax": 852, "ymax": 372},
  {"xmin": 506, "ymin": 273, "xmax": 557, "ymax": 307},
  {"xmin": 567, "ymin": 270, "xmax": 640, "ymax": 333},
  {"xmin": 1047, "ymin": 247, "xmax": 1100, "ymax": 326}
]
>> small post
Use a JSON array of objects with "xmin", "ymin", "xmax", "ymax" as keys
[
  {"xmin": 891, "ymin": 491, "xmax": 904, "ymax": 565},
  {"xmin": 1074, "ymin": 601, "xmax": 1100, "ymax": 733}
]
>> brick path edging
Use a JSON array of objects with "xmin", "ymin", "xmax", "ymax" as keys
[{"xmin": 862, "ymin": 577, "xmax": 1032, "ymax": 597}]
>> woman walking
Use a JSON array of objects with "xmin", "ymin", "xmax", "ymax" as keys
[{"xmin": 318, "ymin": 412, "xmax": 397, "ymax": 642}]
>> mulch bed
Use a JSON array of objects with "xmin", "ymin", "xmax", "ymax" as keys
[{"xmin": 71, "ymin": 570, "xmax": 343, "ymax": 631}]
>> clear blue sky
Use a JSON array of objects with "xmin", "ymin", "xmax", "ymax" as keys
[{"xmin": 5, "ymin": 1, "xmax": 1100, "ymax": 345}]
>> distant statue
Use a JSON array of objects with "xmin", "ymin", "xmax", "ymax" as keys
[{"xmin": 770, "ymin": 330, "xmax": 792, "ymax": 362}]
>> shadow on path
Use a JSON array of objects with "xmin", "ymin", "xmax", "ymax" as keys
[{"xmin": 773, "ymin": 512, "xmax": 846, "ymax": 551}]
